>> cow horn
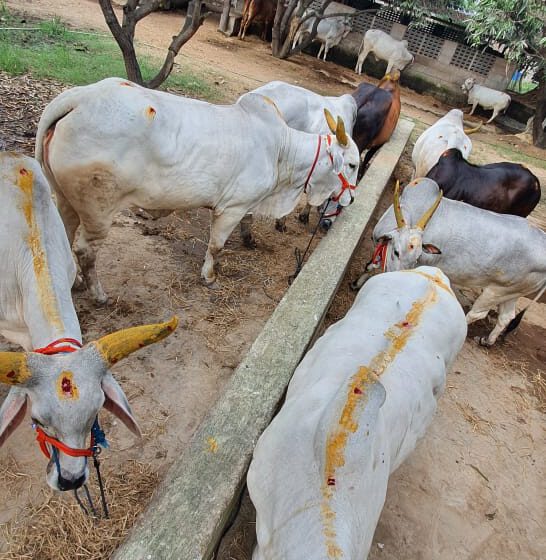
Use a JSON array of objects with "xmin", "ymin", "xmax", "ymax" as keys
[
  {"xmin": 393, "ymin": 180, "xmax": 406, "ymax": 229},
  {"xmin": 324, "ymin": 108, "xmax": 337, "ymax": 134},
  {"xmin": 335, "ymin": 116, "xmax": 349, "ymax": 147},
  {"xmin": 0, "ymin": 353, "xmax": 31, "ymax": 385},
  {"xmin": 416, "ymin": 190, "xmax": 443, "ymax": 230},
  {"xmin": 464, "ymin": 122, "xmax": 482, "ymax": 134},
  {"xmin": 94, "ymin": 316, "xmax": 179, "ymax": 365}
]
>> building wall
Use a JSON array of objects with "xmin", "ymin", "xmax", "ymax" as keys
[{"xmin": 311, "ymin": 4, "xmax": 514, "ymax": 93}]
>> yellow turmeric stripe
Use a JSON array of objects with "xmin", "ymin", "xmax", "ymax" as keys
[
  {"xmin": 16, "ymin": 167, "xmax": 64, "ymax": 332},
  {"xmin": 321, "ymin": 285, "xmax": 438, "ymax": 558}
]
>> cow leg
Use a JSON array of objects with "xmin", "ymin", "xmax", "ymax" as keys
[
  {"xmin": 317, "ymin": 43, "xmax": 324, "ymax": 59},
  {"xmin": 486, "ymin": 109, "xmax": 499, "ymax": 124},
  {"xmin": 468, "ymin": 102, "xmax": 478, "ymax": 116},
  {"xmin": 202, "ymin": 208, "xmax": 248, "ymax": 285},
  {"xmin": 355, "ymin": 45, "xmax": 370, "ymax": 74},
  {"xmin": 275, "ymin": 217, "xmax": 287, "ymax": 232},
  {"xmin": 298, "ymin": 203, "xmax": 311, "ymax": 224},
  {"xmin": 56, "ymin": 191, "xmax": 80, "ymax": 247},
  {"xmin": 322, "ymin": 43, "xmax": 330, "ymax": 61},
  {"xmin": 239, "ymin": 213, "xmax": 257, "ymax": 248},
  {"xmin": 386, "ymin": 60, "xmax": 393, "ymax": 75},
  {"xmin": 479, "ymin": 299, "xmax": 518, "ymax": 346},
  {"xmin": 74, "ymin": 219, "xmax": 111, "ymax": 305}
]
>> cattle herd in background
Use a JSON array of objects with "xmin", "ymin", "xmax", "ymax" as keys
[{"xmin": 0, "ymin": 21, "xmax": 544, "ymax": 559}]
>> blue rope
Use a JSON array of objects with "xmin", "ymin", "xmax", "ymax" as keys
[{"xmin": 91, "ymin": 417, "xmax": 109, "ymax": 451}]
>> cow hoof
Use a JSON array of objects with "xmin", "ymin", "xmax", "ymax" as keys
[
  {"xmin": 242, "ymin": 235, "xmax": 257, "ymax": 249},
  {"xmin": 72, "ymin": 273, "xmax": 86, "ymax": 292},
  {"xmin": 319, "ymin": 218, "xmax": 332, "ymax": 232},
  {"xmin": 298, "ymin": 213, "xmax": 309, "ymax": 225},
  {"xmin": 350, "ymin": 273, "xmax": 370, "ymax": 291},
  {"xmin": 94, "ymin": 293, "xmax": 109, "ymax": 306},
  {"xmin": 275, "ymin": 220, "xmax": 287, "ymax": 233},
  {"xmin": 474, "ymin": 336, "xmax": 492, "ymax": 347}
]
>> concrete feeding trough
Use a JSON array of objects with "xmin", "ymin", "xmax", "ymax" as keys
[{"xmin": 113, "ymin": 118, "xmax": 415, "ymax": 560}]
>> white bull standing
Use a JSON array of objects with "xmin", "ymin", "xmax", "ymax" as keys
[
  {"xmin": 248, "ymin": 266, "xmax": 467, "ymax": 560},
  {"xmin": 35, "ymin": 78, "xmax": 359, "ymax": 303},
  {"xmin": 355, "ymin": 178, "xmax": 546, "ymax": 346},
  {"xmin": 292, "ymin": 12, "xmax": 352, "ymax": 61},
  {"xmin": 411, "ymin": 109, "xmax": 481, "ymax": 178},
  {"xmin": 0, "ymin": 152, "xmax": 177, "ymax": 491},
  {"xmin": 461, "ymin": 77, "xmax": 511, "ymax": 124},
  {"xmin": 355, "ymin": 29, "xmax": 414, "ymax": 76}
]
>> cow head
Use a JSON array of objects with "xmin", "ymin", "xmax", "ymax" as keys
[
  {"xmin": 376, "ymin": 181, "xmax": 443, "ymax": 271},
  {"xmin": 0, "ymin": 317, "xmax": 177, "ymax": 491},
  {"xmin": 461, "ymin": 77, "xmax": 476, "ymax": 94},
  {"xmin": 318, "ymin": 108, "xmax": 360, "ymax": 207}
]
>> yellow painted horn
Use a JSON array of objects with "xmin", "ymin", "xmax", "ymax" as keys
[
  {"xmin": 94, "ymin": 316, "xmax": 179, "ymax": 365},
  {"xmin": 0, "ymin": 353, "xmax": 31, "ymax": 385},
  {"xmin": 324, "ymin": 108, "xmax": 337, "ymax": 134},
  {"xmin": 416, "ymin": 189, "xmax": 443, "ymax": 230},
  {"xmin": 464, "ymin": 122, "xmax": 482, "ymax": 134},
  {"xmin": 335, "ymin": 116, "xmax": 349, "ymax": 147},
  {"xmin": 393, "ymin": 180, "xmax": 406, "ymax": 229}
]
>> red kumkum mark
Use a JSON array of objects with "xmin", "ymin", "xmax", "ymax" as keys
[
  {"xmin": 61, "ymin": 376, "xmax": 72, "ymax": 395},
  {"xmin": 146, "ymin": 106, "xmax": 157, "ymax": 119},
  {"xmin": 353, "ymin": 387, "xmax": 363, "ymax": 395},
  {"xmin": 20, "ymin": 168, "xmax": 28, "ymax": 176},
  {"xmin": 6, "ymin": 371, "xmax": 16, "ymax": 379},
  {"xmin": 327, "ymin": 477, "xmax": 336, "ymax": 486},
  {"xmin": 120, "ymin": 81, "xmax": 133, "ymax": 86}
]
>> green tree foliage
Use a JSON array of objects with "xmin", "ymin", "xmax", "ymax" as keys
[{"xmin": 465, "ymin": 0, "xmax": 546, "ymax": 146}]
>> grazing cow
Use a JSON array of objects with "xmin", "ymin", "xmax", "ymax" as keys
[
  {"xmin": 354, "ymin": 179, "xmax": 546, "ymax": 346},
  {"xmin": 248, "ymin": 266, "xmax": 467, "ymax": 560},
  {"xmin": 461, "ymin": 78, "xmax": 511, "ymax": 124},
  {"xmin": 411, "ymin": 109, "xmax": 481, "ymax": 178},
  {"xmin": 427, "ymin": 148, "xmax": 541, "ymax": 217},
  {"xmin": 250, "ymin": 72, "xmax": 400, "ymax": 230},
  {"xmin": 0, "ymin": 152, "xmax": 177, "ymax": 491},
  {"xmin": 238, "ymin": 0, "xmax": 276, "ymax": 41},
  {"xmin": 36, "ymin": 78, "xmax": 359, "ymax": 302},
  {"xmin": 355, "ymin": 29, "xmax": 414, "ymax": 76},
  {"xmin": 292, "ymin": 11, "xmax": 351, "ymax": 61}
]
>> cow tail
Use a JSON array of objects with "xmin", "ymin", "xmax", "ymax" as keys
[
  {"xmin": 35, "ymin": 88, "xmax": 80, "ymax": 172},
  {"xmin": 504, "ymin": 281, "xmax": 546, "ymax": 335}
]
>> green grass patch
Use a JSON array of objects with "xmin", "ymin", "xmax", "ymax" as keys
[
  {"xmin": 0, "ymin": 9, "xmax": 218, "ymax": 100},
  {"xmin": 475, "ymin": 141, "xmax": 546, "ymax": 171}
]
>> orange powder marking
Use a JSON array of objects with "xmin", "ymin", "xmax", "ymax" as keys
[
  {"xmin": 405, "ymin": 270, "xmax": 454, "ymax": 296},
  {"xmin": 321, "ymin": 285, "xmax": 438, "ymax": 558},
  {"xmin": 56, "ymin": 371, "xmax": 80, "ymax": 400},
  {"xmin": 16, "ymin": 168, "xmax": 64, "ymax": 331},
  {"xmin": 145, "ymin": 106, "xmax": 157, "ymax": 119},
  {"xmin": 120, "ymin": 81, "xmax": 134, "ymax": 86},
  {"xmin": 207, "ymin": 437, "xmax": 218, "ymax": 453}
]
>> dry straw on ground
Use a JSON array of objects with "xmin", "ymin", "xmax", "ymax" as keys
[{"xmin": 0, "ymin": 460, "xmax": 158, "ymax": 560}]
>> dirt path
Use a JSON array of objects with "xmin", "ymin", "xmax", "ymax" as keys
[{"xmin": 2, "ymin": 2, "xmax": 545, "ymax": 559}]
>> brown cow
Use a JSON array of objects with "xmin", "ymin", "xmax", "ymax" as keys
[{"xmin": 238, "ymin": 0, "xmax": 276, "ymax": 41}]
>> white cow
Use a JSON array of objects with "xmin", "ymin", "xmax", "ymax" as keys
[
  {"xmin": 356, "ymin": 178, "xmax": 546, "ymax": 346},
  {"xmin": 292, "ymin": 12, "xmax": 352, "ymax": 61},
  {"xmin": 461, "ymin": 77, "xmax": 511, "ymax": 123},
  {"xmin": 35, "ymin": 78, "xmax": 359, "ymax": 302},
  {"xmin": 248, "ymin": 266, "xmax": 467, "ymax": 560},
  {"xmin": 355, "ymin": 29, "xmax": 414, "ymax": 75},
  {"xmin": 0, "ymin": 152, "xmax": 177, "ymax": 490},
  {"xmin": 411, "ymin": 109, "xmax": 481, "ymax": 178},
  {"xmin": 249, "ymin": 81, "xmax": 357, "ymax": 137}
]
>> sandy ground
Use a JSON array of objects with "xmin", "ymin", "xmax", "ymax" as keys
[{"xmin": 1, "ymin": 2, "xmax": 545, "ymax": 559}]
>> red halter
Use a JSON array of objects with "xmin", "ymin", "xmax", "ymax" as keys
[
  {"xmin": 325, "ymin": 136, "xmax": 357, "ymax": 203},
  {"xmin": 31, "ymin": 338, "xmax": 94, "ymax": 459},
  {"xmin": 371, "ymin": 241, "xmax": 388, "ymax": 272}
]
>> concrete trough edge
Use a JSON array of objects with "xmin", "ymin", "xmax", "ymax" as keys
[{"xmin": 113, "ymin": 118, "xmax": 414, "ymax": 560}]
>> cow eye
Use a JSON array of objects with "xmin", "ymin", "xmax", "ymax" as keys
[
  {"xmin": 349, "ymin": 163, "xmax": 357, "ymax": 170},
  {"xmin": 394, "ymin": 249, "xmax": 400, "ymax": 257}
]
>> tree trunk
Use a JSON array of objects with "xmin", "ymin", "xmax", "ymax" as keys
[
  {"xmin": 532, "ymin": 72, "xmax": 546, "ymax": 148},
  {"xmin": 219, "ymin": 0, "xmax": 231, "ymax": 33}
]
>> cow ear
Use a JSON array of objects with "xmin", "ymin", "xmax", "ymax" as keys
[
  {"xmin": 422, "ymin": 243, "xmax": 441, "ymax": 254},
  {"xmin": 102, "ymin": 374, "xmax": 142, "ymax": 437},
  {"xmin": 0, "ymin": 390, "xmax": 28, "ymax": 447}
]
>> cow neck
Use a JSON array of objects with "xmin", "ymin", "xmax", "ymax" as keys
[{"xmin": 282, "ymin": 128, "xmax": 326, "ymax": 192}]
